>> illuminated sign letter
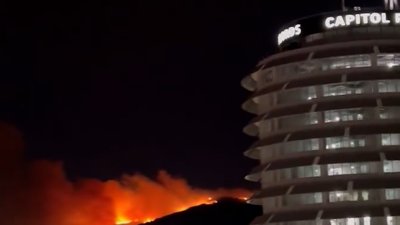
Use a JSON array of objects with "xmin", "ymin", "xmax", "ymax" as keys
[
  {"xmin": 382, "ymin": 13, "xmax": 391, "ymax": 24},
  {"xmin": 325, "ymin": 17, "xmax": 335, "ymax": 29},
  {"xmin": 345, "ymin": 15, "xmax": 356, "ymax": 25},
  {"xmin": 370, "ymin": 13, "xmax": 381, "ymax": 24},
  {"xmin": 325, "ymin": 12, "xmax": 394, "ymax": 29},
  {"xmin": 360, "ymin": 13, "xmax": 370, "ymax": 24},
  {"xmin": 277, "ymin": 24, "xmax": 302, "ymax": 45},
  {"xmin": 355, "ymin": 14, "xmax": 361, "ymax": 25},
  {"xmin": 294, "ymin": 24, "xmax": 301, "ymax": 35},
  {"xmin": 395, "ymin": 13, "xmax": 400, "ymax": 24},
  {"xmin": 335, "ymin": 16, "xmax": 346, "ymax": 27}
]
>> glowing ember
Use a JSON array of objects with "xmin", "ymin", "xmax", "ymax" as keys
[
  {"xmin": 115, "ymin": 219, "xmax": 132, "ymax": 225},
  {"xmin": 143, "ymin": 218, "xmax": 155, "ymax": 223},
  {"xmin": 115, "ymin": 215, "xmax": 132, "ymax": 225},
  {"xmin": 205, "ymin": 197, "xmax": 218, "ymax": 205},
  {"xmin": 240, "ymin": 196, "xmax": 249, "ymax": 201}
]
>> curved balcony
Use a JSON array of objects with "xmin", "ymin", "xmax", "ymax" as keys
[
  {"xmin": 244, "ymin": 107, "xmax": 400, "ymax": 137},
  {"xmin": 251, "ymin": 200, "xmax": 400, "ymax": 225},
  {"xmin": 259, "ymin": 161, "xmax": 400, "ymax": 186},
  {"xmin": 245, "ymin": 121, "xmax": 400, "ymax": 159},
  {"xmin": 263, "ymin": 217, "xmax": 400, "ymax": 225},
  {"xmin": 242, "ymin": 40, "xmax": 400, "ymax": 92},
  {"xmin": 251, "ymin": 173, "xmax": 400, "ymax": 199},
  {"xmin": 243, "ymin": 79, "xmax": 400, "ymax": 115},
  {"xmin": 246, "ymin": 145, "xmax": 400, "ymax": 182}
]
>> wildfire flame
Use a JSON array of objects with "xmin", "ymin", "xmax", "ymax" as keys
[
  {"xmin": 115, "ymin": 218, "xmax": 132, "ymax": 225},
  {"xmin": 0, "ymin": 122, "xmax": 251, "ymax": 225},
  {"xmin": 105, "ymin": 171, "xmax": 250, "ymax": 225},
  {"xmin": 113, "ymin": 194, "xmax": 244, "ymax": 225}
]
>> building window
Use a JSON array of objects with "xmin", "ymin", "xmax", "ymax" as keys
[
  {"xmin": 378, "ymin": 80, "xmax": 400, "ymax": 93},
  {"xmin": 284, "ymin": 138, "xmax": 320, "ymax": 153},
  {"xmin": 323, "ymin": 82, "xmax": 364, "ymax": 97},
  {"xmin": 384, "ymin": 161, "xmax": 400, "ymax": 173},
  {"xmin": 326, "ymin": 137, "xmax": 366, "ymax": 149},
  {"xmin": 275, "ymin": 54, "xmax": 372, "ymax": 80},
  {"xmin": 379, "ymin": 108, "xmax": 400, "ymax": 119},
  {"xmin": 325, "ymin": 55, "xmax": 371, "ymax": 70},
  {"xmin": 361, "ymin": 191, "xmax": 369, "ymax": 201},
  {"xmin": 363, "ymin": 217, "xmax": 371, "ymax": 225},
  {"xmin": 377, "ymin": 54, "xmax": 400, "ymax": 68},
  {"xmin": 330, "ymin": 218, "xmax": 361, "ymax": 225},
  {"xmin": 296, "ymin": 165, "xmax": 321, "ymax": 178},
  {"xmin": 286, "ymin": 192, "xmax": 323, "ymax": 205},
  {"xmin": 381, "ymin": 134, "xmax": 400, "ymax": 146},
  {"xmin": 329, "ymin": 191, "xmax": 358, "ymax": 202},
  {"xmin": 305, "ymin": 87, "xmax": 317, "ymax": 100},
  {"xmin": 387, "ymin": 216, "xmax": 394, "ymax": 225},
  {"xmin": 277, "ymin": 112, "xmax": 320, "ymax": 129},
  {"xmin": 385, "ymin": 189, "xmax": 400, "ymax": 200},
  {"xmin": 328, "ymin": 163, "xmax": 370, "ymax": 176},
  {"xmin": 309, "ymin": 113, "xmax": 319, "ymax": 124},
  {"xmin": 324, "ymin": 108, "xmax": 364, "ymax": 123},
  {"xmin": 304, "ymin": 192, "xmax": 323, "ymax": 204},
  {"xmin": 297, "ymin": 61, "xmax": 318, "ymax": 74},
  {"xmin": 380, "ymin": 110, "xmax": 389, "ymax": 119},
  {"xmin": 329, "ymin": 190, "xmax": 369, "ymax": 202}
]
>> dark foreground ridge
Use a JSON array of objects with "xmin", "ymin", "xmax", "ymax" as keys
[{"xmin": 143, "ymin": 198, "xmax": 261, "ymax": 225}]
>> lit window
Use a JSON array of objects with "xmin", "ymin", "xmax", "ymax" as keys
[
  {"xmin": 323, "ymin": 82, "xmax": 364, "ymax": 97},
  {"xmin": 328, "ymin": 163, "xmax": 370, "ymax": 175},
  {"xmin": 279, "ymin": 112, "xmax": 320, "ymax": 128},
  {"xmin": 378, "ymin": 80, "xmax": 400, "ymax": 93},
  {"xmin": 361, "ymin": 191, "xmax": 369, "ymax": 201},
  {"xmin": 288, "ymin": 192, "xmax": 323, "ymax": 205},
  {"xmin": 305, "ymin": 87, "xmax": 317, "ymax": 100},
  {"xmin": 377, "ymin": 107, "xmax": 400, "ymax": 119},
  {"xmin": 275, "ymin": 54, "xmax": 372, "ymax": 81},
  {"xmin": 347, "ymin": 218, "xmax": 360, "ymax": 225},
  {"xmin": 329, "ymin": 191, "xmax": 358, "ymax": 202},
  {"xmin": 324, "ymin": 108, "xmax": 364, "ymax": 123},
  {"xmin": 309, "ymin": 113, "xmax": 319, "ymax": 124},
  {"xmin": 377, "ymin": 54, "xmax": 400, "ymax": 68},
  {"xmin": 327, "ymin": 55, "xmax": 371, "ymax": 70},
  {"xmin": 326, "ymin": 137, "xmax": 366, "ymax": 149},
  {"xmin": 385, "ymin": 189, "xmax": 400, "ymax": 200},
  {"xmin": 384, "ymin": 161, "xmax": 400, "ymax": 173},
  {"xmin": 381, "ymin": 134, "xmax": 400, "ymax": 146},
  {"xmin": 330, "ymin": 218, "xmax": 361, "ymax": 225},
  {"xmin": 381, "ymin": 110, "xmax": 389, "ymax": 119},
  {"xmin": 387, "ymin": 216, "xmax": 394, "ymax": 225},
  {"xmin": 363, "ymin": 216, "xmax": 371, "ymax": 225},
  {"xmin": 296, "ymin": 165, "xmax": 321, "ymax": 178}
]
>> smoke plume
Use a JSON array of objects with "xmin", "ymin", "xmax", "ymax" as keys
[{"xmin": 0, "ymin": 122, "xmax": 250, "ymax": 225}]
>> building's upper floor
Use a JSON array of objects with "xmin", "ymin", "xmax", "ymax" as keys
[{"xmin": 278, "ymin": 9, "xmax": 400, "ymax": 51}]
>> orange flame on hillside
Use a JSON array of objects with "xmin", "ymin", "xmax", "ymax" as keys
[
  {"xmin": 104, "ymin": 170, "xmax": 250, "ymax": 225},
  {"xmin": 0, "ymin": 122, "xmax": 251, "ymax": 225},
  {"xmin": 7, "ymin": 160, "xmax": 250, "ymax": 225},
  {"xmin": 0, "ymin": 124, "xmax": 251, "ymax": 225}
]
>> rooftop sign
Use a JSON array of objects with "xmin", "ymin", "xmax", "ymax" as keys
[
  {"xmin": 324, "ymin": 12, "xmax": 400, "ymax": 29},
  {"xmin": 277, "ymin": 11, "xmax": 400, "ymax": 47}
]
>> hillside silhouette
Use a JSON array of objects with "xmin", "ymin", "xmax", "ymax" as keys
[{"xmin": 144, "ymin": 198, "xmax": 261, "ymax": 225}]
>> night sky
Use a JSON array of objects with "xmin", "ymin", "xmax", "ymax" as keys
[{"xmin": 0, "ymin": 0, "xmax": 382, "ymax": 189}]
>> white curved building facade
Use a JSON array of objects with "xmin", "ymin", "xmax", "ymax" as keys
[{"xmin": 243, "ymin": 8, "xmax": 400, "ymax": 225}]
